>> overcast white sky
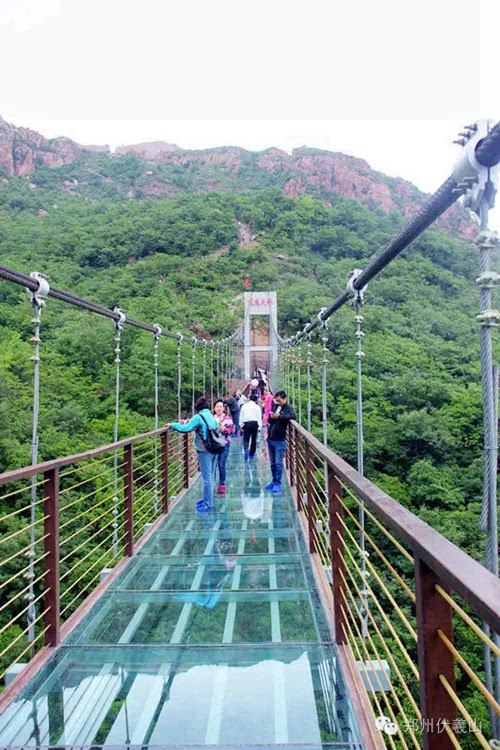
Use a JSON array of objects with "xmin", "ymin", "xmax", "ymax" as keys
[{"xmin": 1, "ymin": 0, "xmax": 499, "ymax": 228}]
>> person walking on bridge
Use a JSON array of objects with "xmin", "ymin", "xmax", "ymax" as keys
[
  {"xmin": 266, "ymin": 390, "xmax": 296, "ymax": 494},
  {"xmin": 239, "ymin": 393, "xmax": 262, "ymax": 460},
  {"xmin": 171, "ymin": 396, "xmax": 218, "ymax": 512},
  {"xmin": 213, "ymin": 399, "xmax": 233, "ymax": 495},
  {"xmin": 225, "ymin": 392, "xmax": 240, "ymax": 437}
]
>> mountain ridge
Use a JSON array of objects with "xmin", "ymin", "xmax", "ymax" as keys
[{"xmin": 0, "ymin": 114, "xmax": 476, "ymax": 240}]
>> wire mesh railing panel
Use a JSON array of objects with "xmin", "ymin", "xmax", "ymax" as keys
[
  {"xmin": 0, "ymin": 478, "xmax": 50, "ymax": 684},
  {"xmin": 287, "ymin": 421, "xmax": 500, "ymax": 749},
  {"xmin": 0, "ymin": 425, "xmax": 197, "ymax": 691},
  {"xmin": 58, "ymin": 450, "xmax": 127, "ymax": 622},
  {"xmin": 132, "ymin": 436, "xmax": 162, "ymax": 543}
]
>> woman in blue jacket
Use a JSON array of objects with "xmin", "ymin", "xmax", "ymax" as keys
[{"xmin": 171, "ymin": 396, "xmax": 218, "ymax": 512}]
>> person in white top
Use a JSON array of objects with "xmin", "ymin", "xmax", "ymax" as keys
[{"xmin": 239, "ymin": 394, "xmax": 262, "ymax": 460}]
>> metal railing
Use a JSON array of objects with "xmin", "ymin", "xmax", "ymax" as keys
[
  {"xmin": 0, "ymin": 425, "xmax": 198, "ymax": 690},
  {"xmin": 286, "ymin": 420, "xmax": 500, "ymax": 750}
]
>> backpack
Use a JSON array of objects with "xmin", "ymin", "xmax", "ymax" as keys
[{"xmin": 197, "ymin": 413, "xmax": 227, "ymax": 454}]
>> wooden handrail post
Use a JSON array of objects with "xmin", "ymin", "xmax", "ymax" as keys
[
  {"xmin": 305, "ymin": 442, "xmax": 316, "ymax": 553},
  {"xmin": 161, "ymin": 430, "xmax": 169, "ymax": 513},
  {"xmin": 123, "ymin": 444, "xmax": 134, "ymax": 556},
  {"xmin": 43, "ymin": 467, "xmax": 60, "ymax": 647},
  {"xmin": 415, "ymin": 556, "xmax": 456, "ymax": 749},
  {"xmin": 328, "ymin": 466, "xmax": 346, "ymax": 645},
  {"xmin": 295, "ymin": 428, "xmax": 302, "ymax": 512},
  {"xmin": 289, "ymin": 424, "xmax": 296, "ymax": 488},
  {"xmin": 183, "ymin": 432, "xmax": 190, "ymax": 488},
  {"xmin": 284, "ymin": 425, "xmax": 290, "ymax": 473}
]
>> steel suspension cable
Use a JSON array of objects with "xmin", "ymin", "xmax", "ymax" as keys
[
  {"xmin": 26, "ymin": 274, "xmax": 49, "ymax": 652},
  {"xmin": 352, "ymin": 279, "xmax": 369, "ymax": 639},
  {"xmin": 191, "ymin": 338, "xmax": 196, "ymax": 412},
  {"xmin": 306, "ymin": 334, "xmax": 312, "ymax": 431},
  {"xmin": 297, "ymin": 341, "xmax": 302, "ymax": 425},
  {"xmin": 112, "ymin": 308, "xmax": 125, "ymax": 557},
  {"xmin": 476, "ymin": 202, "xmax": 500, "ymax": 738},
  {"xmin": 153, "ymin": 324, "xmax": 162, "ymax": 514},
  {"xmin": 319, "ymin": 312, "xmax": 328, "ymax": 448},
  {"xmin": 176, "ymin": 335, "xmax": 183, "ymax": 421},
  {"xmin": 210, "ymin": 342, "xmax": 215, "ymax": 408},
  {"xmin": 202, "ymin": 340, "xmax": 207, "ymax": 397}
]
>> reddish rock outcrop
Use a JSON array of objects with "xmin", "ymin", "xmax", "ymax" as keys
[
  {"xmin": 0, "ymin": 115, "xmax": 476, "ymax": 240},
  {"xmin": 0, "ymin": 116, "xmax": 81, "ymax": 176}
]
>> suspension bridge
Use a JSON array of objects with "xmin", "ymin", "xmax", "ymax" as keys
[{"xmin": 0, "ymin": 121, "xmax": 499, "ymax": 750}]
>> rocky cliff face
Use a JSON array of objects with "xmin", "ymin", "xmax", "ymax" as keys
[
  {"xmin": 0, "ymin": 116, "xmax": 476, "ymax": 240},
  {"xmin": 115, "ymin": 141, "xmax": 180, "ymax": 158},
  {"xmin": 0, "ymin": 116, "xmax": 82, "ymax": 176}
]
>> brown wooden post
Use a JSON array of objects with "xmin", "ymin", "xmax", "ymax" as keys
[
  {"xmin": 414, "ymin": 556, "xmax": 457, "ymax": 750},
  {"xmin": 295, "ymin": 429, "xmax": 302, "ymax": 512},
  {"xmin": 43, "ymin": 467, "xmax": 60, "ymax": 647},
  {"xmin": 328, "ymin": 465, "xmax": 346, "ymax": 645},
  {"xmin": 305, "ymin": 442, "xmax": 316, "ymax": 553},
  {"xmin": 183, "ymin": 432, "xmax": 190, "ymax": 488},
  {"xmin": 284, "ymin": 425, "xmax": 290, "ymax": 473},
  {"xmin": 161, "ymin": 430, "xmax": 169, "ymax": 514},
  {"xmin": 123, "ymin": 444, "xmax": 134, "ymax": 556},
  {"xmin": 289, "ymin": 425, "xmax": 296, "ymax": 488}
]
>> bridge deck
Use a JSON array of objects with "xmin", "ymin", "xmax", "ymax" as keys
[{"xmin": 0, "ymin": 438, "xmax": 363, "ymax": 749}]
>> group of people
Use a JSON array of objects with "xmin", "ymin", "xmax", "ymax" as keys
[{"xmin": 170, "ymin": 386, "xmax": 296, "ymax": 512}]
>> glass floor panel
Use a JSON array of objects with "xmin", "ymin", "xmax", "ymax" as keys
[
  {"xmin": 0, "ymin": 437, "xmax": 363, "ymax": 748},
  {"xmin": 139, "ymin": 528, "xmax": 300, "ymax": 556},
  {"xmin": 0, "ymin": 644, "xmax": 360, "ymax": 748},
  {"xmin": 111, "ymin": 556, "xmax": 308, "ymax": 591}
]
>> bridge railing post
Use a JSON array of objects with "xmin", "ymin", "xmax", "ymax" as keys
[
  {"xmin": 295, "ymin": 427, "xmax": 302, "ymax": 512},
  {"xmin": 183, "ymin": 432, "xmax": 190, "ymax": 488},
  {"xmin": 161, "ymin": 430, "xmax": 169, "ymax": 513},
  {"xmin": 289, "ymin": 424, "xmax": 296, "ymax": 489},
  {"xmin": 305, "ymin": 442, "xmax": 316, "ymax": 553},
  {"xmin": 327, "ymin": 464, "xmax": 346, "ymax": 645},
  {"xmin": 43, "ymin": 467, "xmax": 60, "ymax": 647},
  {"xmin": 123, "ymin": 444, "xmax": 134, "ymax": 556},
  {"xmin": 414, "ymin": 556, "xmax": 457, "ymax": 749}
]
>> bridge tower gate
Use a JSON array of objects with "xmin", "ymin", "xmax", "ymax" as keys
[{"xmin": 243, "ymin": 291, "xmax": 278, "ymax": 383}]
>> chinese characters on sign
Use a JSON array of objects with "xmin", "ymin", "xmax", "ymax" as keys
[{"xmin": 249, "ymin": 297, "xmax": 274, "ymax": 307}]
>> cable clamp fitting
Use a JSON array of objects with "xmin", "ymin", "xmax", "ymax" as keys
[
  {"xmin": 153, "ymin": 323, "xmax": 163, "ymax": 340},
  {"xmin": 317, "ymin": 307, "xmax": 328, "ymax": 329},
  {"xmin": 452, "ymin": 119, "xmax": 500, "ymax": 218},
  {"xmin": 27, "ymin": 271, "xmax": 50, "ymax": 307},
  {"xmin": 113, "ymin": 308, "xmax": 126, "ymax": 332},
  {"xmin": 477, "ymin": 309, "xmax": 500, "ymax": 327},
  {"xmin": 346, "ymin": 268, "xmax": 367, "ymax": 303},
  {"xmin": 176, "ymin": 333, "xmax": 184, "ymax": 344}
]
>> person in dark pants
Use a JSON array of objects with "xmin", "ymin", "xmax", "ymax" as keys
[
  {"xmin": 239, "ymin": 393, "xmax": 262, "ymax": 460},
  {"xmin": 266, "ymin": 390, "xmax": 296, "ymax": 494},
  {"xmin": 225, "ymin": 392, "xmax": 240, "ymax": 437}
]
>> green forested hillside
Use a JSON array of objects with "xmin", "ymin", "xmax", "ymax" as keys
[{"xmin": 0, "ymin": 168, "xmax": 488, "ymax": 561}]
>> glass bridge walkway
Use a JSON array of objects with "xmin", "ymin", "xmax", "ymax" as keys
[{"xmin": 0, "ymin": 438, "xmax": 363, "ymax": 749}]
